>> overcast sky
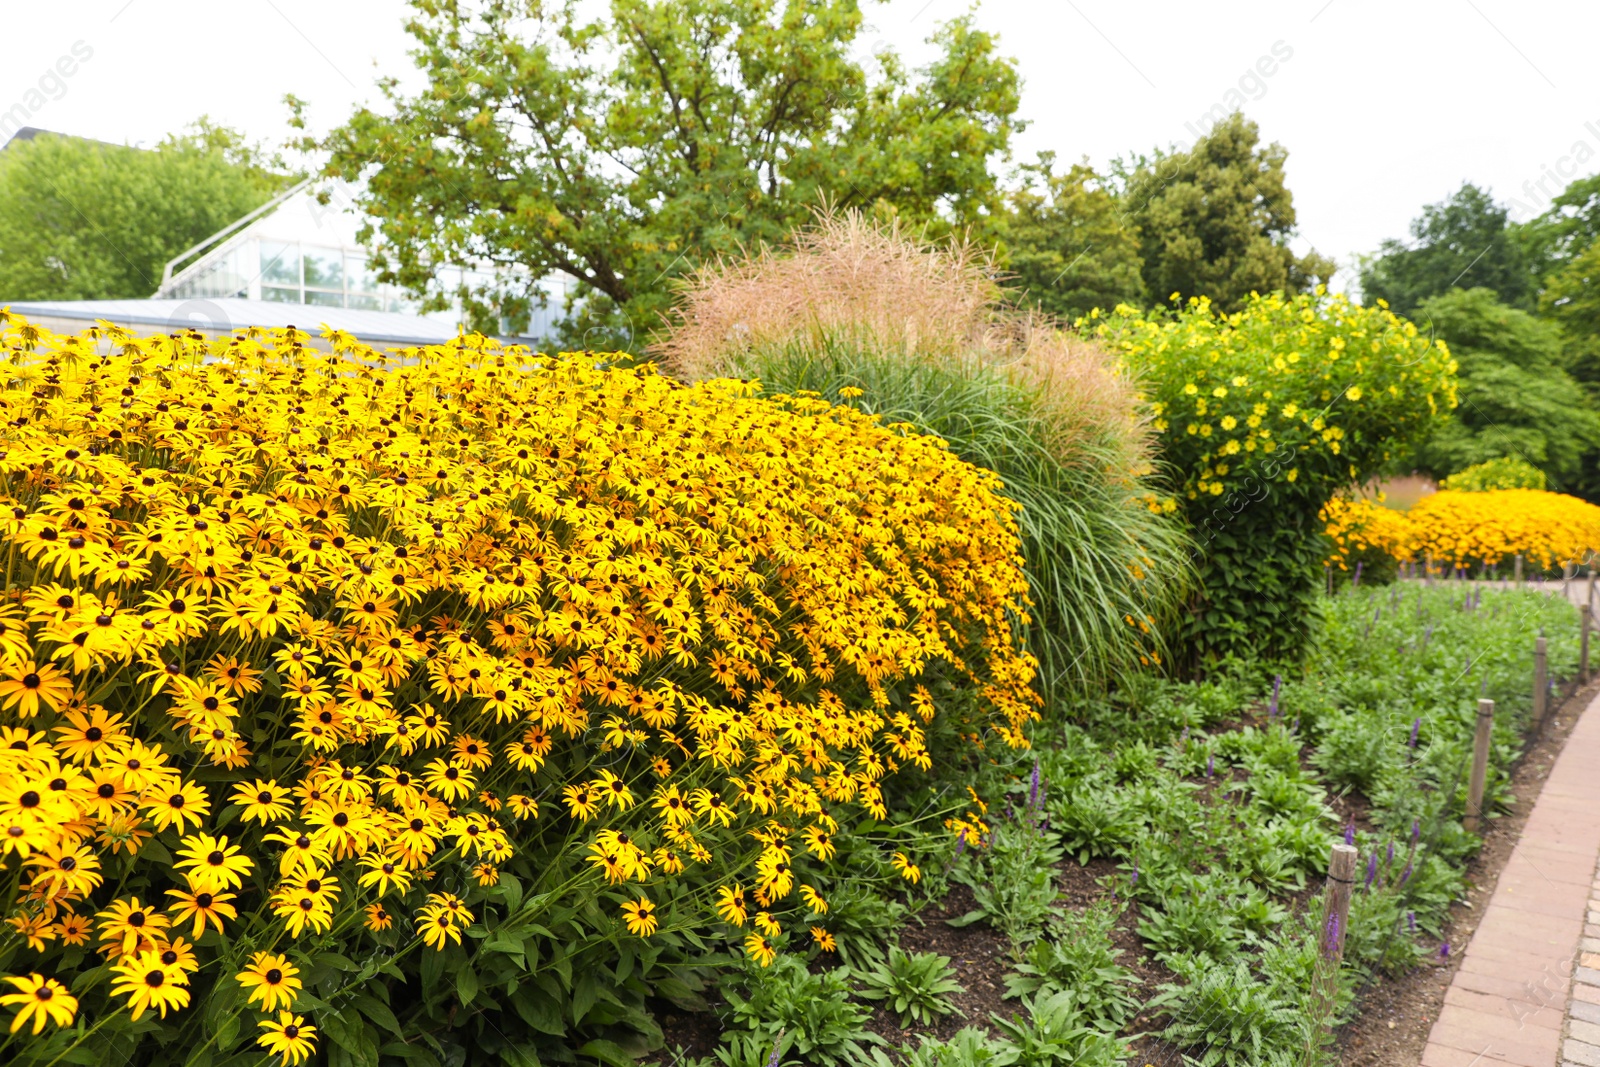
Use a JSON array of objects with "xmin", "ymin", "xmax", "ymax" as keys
[{"xmin": 6, "ymin": 0, "xmax": 1599, "ymax": 293}]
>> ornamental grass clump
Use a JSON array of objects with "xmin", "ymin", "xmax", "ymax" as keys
[
  {"xmin": 1099, "ymin": 291, "xmax": 1457, "ymax": 667},
  {"xmin": 662, "ymin": 211, "xmax": 1190, "ymax": 698},
  {"xmin": 1407, "ymin": 488, "xmax": 1600, "ymax": 572},
  {"xmin": 0, "ymin": 314, "xmax": 1035, "ymax": 1063}
]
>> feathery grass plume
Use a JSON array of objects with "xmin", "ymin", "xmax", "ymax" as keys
[{"xmin": 659, "ymin": 211, "xmax": 1191, "ymax": 699}]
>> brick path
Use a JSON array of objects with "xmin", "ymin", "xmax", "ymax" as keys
[{"xmin": 1420, "ymin": 689, "xmax": 1600, "ymax": 1066}]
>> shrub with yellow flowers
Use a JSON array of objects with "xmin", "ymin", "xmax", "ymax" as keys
[
  {"xmin": 0, "ymin": 314, "xmax": 1036, "ymax": 1065},
  {"xmin": 1320, "ymin": 497, "xmax": 1416, "ymax": 583},
  {"xmin": 1099, "ymin": 290, "xmax": 1456, "ymax": 665},
  {"xmin": 1408, "ymin": 488, "xmax": 1600, "ymax": 572}
]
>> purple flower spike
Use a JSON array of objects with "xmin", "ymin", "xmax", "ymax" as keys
[
  {"xmin": 1131, "ymin": 864, "xmax": 1139, "ymax": 888},
  {"xmin": 1400, "ymin": 862, "xmax": 1413, "ymax": 886},
  {"xmin": 1206, "ymin": 754, "xmax": 1214, "ymax": 778},
  {"xmin": 1406, "ymin": 910, "xmax": 1416, "ymax": 933},
  {"xmin": 1365, "ymin": 852, "xmax": 1377, "ymax": 888},
  {"xmin": 1409, "ymin": 717, "xmax": 1420, "ymax": 748},
  {"xmin": 1439, "ymin": 942, "xmax": 1450, "ymax": 959},
  {"xmin": 1269, "ymin": 674, "xmax": 1282, "ymax": 719},
  {"xmin": 1323, "ymin": 910, "xmax": 1343, "ymax": 958},
  {"xmin": 1411, "ymin": 819, "xmax": 1421, "ymax": 845},
  {"xmin": 1028, "ymin": 760, "xmax": 1040, "ymax": 810},
  {"xmin": 1353, "ymin": 560, "xmax": 1364, "ymax": 587},
  {"xmin": 1344, "ymin": 822, "xmax": 1355, "ymax": 846},
  {"xmin": 1386, "ymin": 841, "xmax": 1395, "ymax": 864}
]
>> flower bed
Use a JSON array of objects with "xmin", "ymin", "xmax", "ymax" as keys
[
  {"xmin": 0, "ymin": 315, "xmax": 1036, "ymax": 1064},
  {"xmin": 1406, "ymin": 488, "xmax": 1600, "ymax": 571}
]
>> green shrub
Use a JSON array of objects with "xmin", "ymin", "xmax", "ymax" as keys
[
  {"xmin": 1002, "ymin": 903, "xmax": 1141, "ymax": 1030},
  {"xmin": 990, "ymin": 989, "xmax": 1130, "ymax": 1067},
  {"xmin": 856, "ymin": 947, "xmax": 965, "ymax": 1027},
  {"xmin": 1099, "ymin": 289, "xmax": 1457, "ymax": 667},
  {"xmin": 886, "ymin": 1028, "xmax": 1011, "ymax": 1067},
  {"xmin": 950, "ymin": 811, "xmax": 1064, "ymax": 949},
  {"xmin": 721, "ymin": 956, "xmax": 883, "ymax": 1067},
  {"xmin": 1152, "ymin": 959, "xmax": 1306, "ymax": 1067},
  {"xmin": 1440, "ymin": 455, "xmax": 1547, "ymax": 491}
]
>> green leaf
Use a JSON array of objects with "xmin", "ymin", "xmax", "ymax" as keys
[
  {"xmin": 456, "ymin": 965, "xmax": 479, "ymax": 1007},
  {"xmin": 421, "ymin": 946, "xmax": 446, "ymax": 999},
  {"xmin": 576, "ymin": 1040, "xmax": 635, "ymax": 1067},
  {"xmin": 512, "ymin": 984, "xmax": 565, "ymax": 1036},
  {"xmin": 570, "ymin": 969, "xmax": 597, "ymax": 1025},
  {"xmin": 214, "ymin": 1011, "xmax": 240, "ymax": 1052},
  {"xmin": 352, "ymin": 993, "xmax": 403, "ymax": 1039}
]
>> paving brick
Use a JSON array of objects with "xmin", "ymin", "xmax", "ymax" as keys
[
  {"xmin": 1431, "ymin": 1004, "xmax": 1561, "ymax": 1061},
  {"xmin": 1444, "ymin": 983, "xmax": 1564, "ymax": 1028},
  {"xmin": 1566, "ymin": 1038, "xmax": 1600, "ymax": 1067},
  {"xmin": 1572, "ymin": 998, "xmax": 1600, "ymax": 1025},
  {"xmin": 1576, "ymin": 1018, "xmax": 1600, "ymax": 1045}
]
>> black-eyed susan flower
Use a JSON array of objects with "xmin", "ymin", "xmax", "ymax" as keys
[
  {"xmin": 236, "ymin": 952, "xmax": 301, "ymax": 1012},
  {"xmin": 165, "ymin": 887, "xmax": 237, "ymax": 939},
  {"xmin": 174, "ymin": 833, "xmax": 252, "ymax": 893},
  {"xmin": 110, "ymin": 950, "xmax": 190, "ymax": 1020},
  {"xmin": 0, "ymin": 973, "xmax": 77, "ymax": 1033},
  {"xmin": 0, "ymin": 662, "xmax": 73, "ymax": 718},
  {"xmin": 620, "ymin": 896, "xmax": 658, "ymax": 937},
  {"xmin": 141, "ymin": 780, "xmax": 211, "ymax": 834},
  {"xmin": 257, "ymin": 1010, "xmax": 317, "ymax": 1064}
]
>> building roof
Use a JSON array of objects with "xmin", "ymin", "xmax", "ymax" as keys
[{"xmin": 4, "ymin": 297, "xmax": 471, "ymax": 347}]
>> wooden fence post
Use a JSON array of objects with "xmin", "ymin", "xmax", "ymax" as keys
[
  {"xmin": 1583, "ymin": 604, "xmax": 1592, "ymax": 685},
  {"xmin": 1304, "ymin": 842, "xmax": 1359, "ymax": 1065},
  {"xmin": 1323, "ymin": 842, "xmax": 1357, "ymax": 961},
  {"xmin": 1534, "ymin": 635, "xmax": 1549, "ymax": 729},
  {"xmin": 1466, "ymin": 698, "xmax": 1495, "ymax": 834}
]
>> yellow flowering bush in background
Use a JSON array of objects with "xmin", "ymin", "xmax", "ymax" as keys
[
  {"xmin": 1408, "ymin": 489, "xmax": 1600, "ymax": 572},
  {"xmin": 1099, "ymin": 290, "xmax": 1456, "ymax": 665},
  {"xmin": 1321, "ymin": 497, "xmax": 1417, "ymax": 577},
  {"xmin": 0, "ymin": 314, "xmax": 1036, "ymax": 1064}
]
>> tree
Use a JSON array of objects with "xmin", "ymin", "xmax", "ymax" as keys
[
  {"xmin": 993, "ymin": 153, "xmax": 1145, "ymax": 321},
  {"xmin": 1523, "ymin": 174, "xmax": 1600, "ymax": 401},
  {"xmin": 1407, "ymin": 287, "xmax": 1600, "ymax": 495},
  {"xmin": 308, "ymin": 0, "xmax": 1022, "ymax": 345},
  {"xmin": 0, "ymin": 121, "xmax": 288, "ymax": 301},
  {"xmin": 1359, "ymin": 183, "xmax": 1533, "ymax": 316},
  {"xmin": 1115, "ymin": 113, "xmax": 1332, "ymax": 313}
]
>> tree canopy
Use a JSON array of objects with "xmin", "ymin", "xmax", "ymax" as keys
[
  {"xmin": 0, "ymin": 121, "xmax": 288, "ymax": 301},
  {"xmin": 1358, "ymin": 183, "xmax": 1532, "ymax": 316},
  {"xmin": 309, "ymin": 0, "xmax": 1022, "ymax": 344},
  {"xmin": 1113, "ymin": 113, "xmax": 1332, "ymax": 313},
  {"xmin": 1406, "ymin": 287, "xmax": 1600, "ymax": 493},
  {"xmin": 992, "ymin": 153, "xmax": 1146, "ymax": 322}
]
